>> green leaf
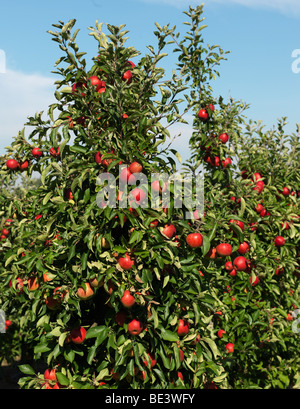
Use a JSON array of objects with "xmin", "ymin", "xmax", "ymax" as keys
[
  {"xmin": 161, "ymin": 329, "xmax": 179, "ymax": 342},
  {"xmin": 201, "ymin": 235, "xmax": 210, "ymax": 256},
  {"xmin": 18, "ymin": 364, "xmax": 36, "ymax": 376},
  {"xmin": 56, "ymin": 372, "xmax": 70, "ymax": 386},
  {"xmin": 85, "ymin": 325, "xmax": 109, "ymax": 341}
]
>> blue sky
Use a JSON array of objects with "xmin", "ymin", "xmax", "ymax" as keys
[{"xmin": 1, "ymin": 0, "xmax": 300, "ymax": 162}]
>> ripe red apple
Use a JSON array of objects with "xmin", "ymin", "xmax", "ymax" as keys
[
  {"xmin": 115, "ymin": 310, "xmax": 128, "ymax": 326},
  {"xmin": 28, "ymin": 276, "xmax": 39, "ymax": 291},
  {"xmin": 77, "ymin": 282, "xmax": 94, "ymax": 300},
  {"xmin": 118, "ymin": 253, "xmax": 134, "ymax": 270},
  {"xmin": 129, "ymin": 187, "xmax": 146, "ymax": 205},
  {"xmin": 253, "ymin": 180, "xmax": 264, "ymax": 193},
  {"xmin": 150, "ymin": 219, "xmax": 158, "ymax": 228},
  {"xmin": 32, "ymin": 147, "xmax": 43, "ymax": 158},
  {"xmin": 224, "ymin": 261, "xmax": 233, "ymax": 271},
  {"xmin": 216, "ymin": 243, "xmax": 232, "ymax": 256},
  {"xmin": 72, "ymin": 81, "xmax": 86, "ymax": 96},
  {"xmin": 219, "ymin": 133, "xmax": 229, "ymax": 143},
  {"xmin": 255, "ymin": 203, "xmax": 264, "ymax": 213},
  {"xmin": 253, "ymin": 172, "xmax": 262, "ymax": 181},
  {"xmin": 211, "ymin": 156, "xmax": 220, "ymax": 167},
  {"xmin": 95, "ymin": 151, "xmax": 102, "ymax": 164},
  {"xmin": 226, "ymin": 342, "xmax": 234, "ymax": 353},
  {"xmin": 19, "ymin": 160, "xmax": 29, "ymax": 170},
  {"xmin": 238, "ymin": 242, "xmax": 250, "ymax": 254},
  {"xmin": 129, "ymin": 161, "xmax": 143, "ymax": 174},
  {"xmin": 9, "ymin": 277, "xmax": 24, "ymax": 293},
  {"xmin": 282, "ymin": 187, "xmax": 290, "ymax": 196},
  {"xmin": 143, "ymin": 352, "xmax": 156, "ymax": 368},
  {"xmin": 128, "ymin": 319, "xmax": 143, "ymax": 335},
  {"xmin": 2, "ymin": 228, "xmax": 9, "ymax": 236},
  {"xmin": 198, "ymin": 109, "xmax": 208, "ymax": 121},
  {"xmin": 151, "ymin": 180, "xmax": 167, "ymax": 193},
  {"xmin": 274, "ymin": 236, "xmax": 285, "ymax": 247},
  {"xmin": 217, "ymin": 329, "xmax": 226, "ymax": 338},
  {"xmin": 233, "ymin": 256, "xmax": 247, "ymax": 271},
  {"xmin": 6, "ymin": 159, "xmax": 19, "ymax": 170},
  {"xmin": 70, "ymin": 327, "xmax": 86, "ymax": 344},
  {"xmin": 162, "ymin": 224, "xmax": 176, "ymax": 239},
  {"xmin": 222, "ymin": 158, "xmax": 232, "ymax": 168},
  {"xmin": 122, "ymin": 70, "xmax": 133, "ymax": 84},
  {"xmin": 64, "ymin": 188, "xmax": 73, "ymax": 200},
  {"xmin": 250, "ymin": 275, "xmax": 259, "ymax": 286},
  {"xmin": 229, "ymin": 219, "xmax": 245, "ymax": 231},
  {"xmin": 88, "ymin": 75, "xmax": 102, "ymax": 90},
  {"xmin": 4, "ymin": 219, "xmax": 13, "ymax": 227},
  {"xmin": 120, "ymin": 290, "xmax": 135, "ymax": 308},
  {"xmin": 186, "ymin": 233, "xmax": 203, "ymax": 248},
  {"xmin": 177, "ymin": 319, "xmax": 189, "ymax": 336},
  {"xmin": 120, "ymin": 167, "xmax": 134, "ymax": 183},
  {"xmin": 44, "ymin": 369, "xmax": 57, "ymax": 381},
  {"xmin": 50, "ymin": 147, "xmax": 60, "ymax": 157}
]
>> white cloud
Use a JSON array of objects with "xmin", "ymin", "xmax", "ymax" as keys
[
  {"xmin": 140, "ymin": 0, "xmax": 300, "ymax": 16},
  {"xmin": 0, "ymin": 69, "xmax": 55, "ymax": 155}
]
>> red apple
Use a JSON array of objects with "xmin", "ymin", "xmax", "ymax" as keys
[
  {"xmin": 129, "ymin": 161, "xmax": 143, "ymax": 174},
  {"xmin": 120, "ymin": 167, "xmax": 134, "ymax": 183},
  {"xmin": 198, "ymin": 109, "xmax": 208, "ymax": 121},
  {"xmin": 255, "ymin": 204, "xmax": 264, "ymax": 213},
  {"xmin": 177, "ymin": 319, "xmax": 189, "ymax": 336},
  {"xmin": 143, "ymin": 352, "xmax": 156, "ymax": 368},
  {"xmin": 282, "ymin": 187, "xmax": 290, "ymax": 196},
  {"xmin": 6, "ymin": 159, "xmax": 19, "ymax": 170},
  {"xmin": 222, "ymin": 158, "xmax": 232, "ymax": 168},
  {"xmin": 122, "ymin": 70, "xmax": 133, "ymax": 84},
  {"xmin": 162, "ymin": 224, "xmax": 176, "ymax": 239},
  {"xmin": 118, "ymin": 253, "xmax": 134, "ymax": 270},
  {"xmin": 229, "ymin": 219, "xmax": 245, "ymax": 231},
  {"xmin": 70, "ymin": 327, "xmax": 86, "ymax": 344},
  {"xmin": 2, "ymin": 228, "xmax": 9, "ymax": 236},
  {"xmin": 274, "ymin": 236, "xmax": 285, "ymax": 247},
  {"xmin": 28, "ymin": 276, "xmax": 39, "ymax": 291},
  {"xmin": 219, "ymin": 133, "xmax": 229, "ymax": 143},
  {"xmin": 216, "ymin": 243, "xmax": 232, "ymax": 256},
  {"xmin": 120, "ymin": 290, "xmax": 135, "ymax": 308},
  {"xmin": 95, "ymin": 151, "xmax": 102, "ymax": 164},
  {"xmin": 50, "ymin": 147, "xmax": 60, "ymax": 158},
  {"xmin": 217, "ymin": 329, "xmax": 226, "ymax": 338},
  {"xmin": 19, "ymin": 160, "xmax": 29, "ymax": 170},
  {"xmin": 44, "ymin": 369, "xmax": 57, "ymax": 381},
  {"xmin": 77, "ymin": 282, "xmax": 94, "ymax": 300},
  {"xmin": 4, "ymin": 219, "xmax": 13, "ymax": 227},
  {"xmin": 224, "ymin": 261, "xmax": 233, "ymax": 271},
  {"xmin": 128, "ymin": 319, "xmax": 143, "ymax": 335},
  {"xmin": 72, "ymin": 81, "xmax": 86, "ymax": 96},
  {"xmin": 225, "ymin": 342, "xmax": 234, "ymax": 353},
  {"xmin": 32, "ymin": 147, "xmax": 43, "ymax": 158},
  {"xmin": 115, "ymin": 310, "xmax": 127, "ymax": 326},
  {"xmin": 186, "ymin": 233, "xmax": 203, "ymax": 248},
  {"xmin": 250, "ymin": 275, "xmax": 259, "ymax": 286},
  {"xmin": 238, "ymin": 241, "xmax": 250, "ymax": 254},
  {"xmin": 129, "ymin": 187, "xmax": 146, "ymax": 205},
  {"xmin": 233, "ymin": 256, "xmax": 247, "ymax": 271}
]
